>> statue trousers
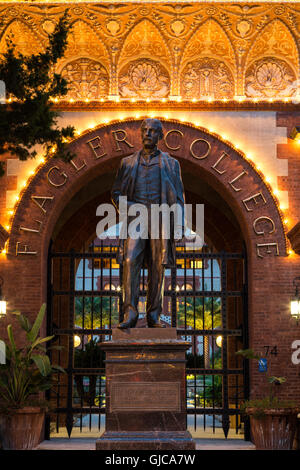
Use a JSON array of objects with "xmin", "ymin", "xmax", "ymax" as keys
[{"xmin": 122, "ymin": 236, "xmax": 165, "ymax": 323}]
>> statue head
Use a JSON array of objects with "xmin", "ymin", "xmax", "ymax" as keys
[{"xmin": 141, "ymin": 118, "xmax": 163, "ymax": 150}]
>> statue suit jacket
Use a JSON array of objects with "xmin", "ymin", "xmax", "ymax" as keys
[{"xmin": 111, "ymin": 149, "xmax": 185, "ymax": 267}]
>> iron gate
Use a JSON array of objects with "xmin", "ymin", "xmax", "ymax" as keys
[{"xmin": 46, "ymin": 240, "xmax": 249, "ymax": 439}]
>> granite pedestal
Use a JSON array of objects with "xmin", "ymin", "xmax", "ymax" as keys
[{"xmin": 96, "ymin": 328, "xmax": 195, "ymax": 450}]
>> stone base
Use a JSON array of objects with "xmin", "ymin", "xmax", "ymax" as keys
[{"xmin": 96, "ymin": 431, "xmax": 195, "ymax": 450}]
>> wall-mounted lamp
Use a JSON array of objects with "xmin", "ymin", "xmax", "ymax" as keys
[
  {"xmin": 290, "ymin": 127, "xmax": 300, "ymax": 142},
  {"xmin": 290, "ymin": 277, "xmax": 300, "ymax": 321},
  {"xmin": 0, "ymin": 276, "xmax": 6, "ymax": 318},
  {"xmin": 216, "ymin": 335, "xmax": 223, "ymax": 348}
]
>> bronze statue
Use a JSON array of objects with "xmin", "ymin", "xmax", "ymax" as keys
[{"xmin": 111, "ymin": 119, "xmax": 185, "ymax": 329}]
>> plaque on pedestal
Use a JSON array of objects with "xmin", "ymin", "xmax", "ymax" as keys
[{"xmin": 96, "ymin": 328, "xmax": 195, "ymax": 450}]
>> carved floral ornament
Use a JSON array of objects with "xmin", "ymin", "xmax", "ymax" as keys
[
  {"xmin": 181, "ymin": 58, "xmax": 234, "ymax": 100},
  {"xmin": 118, "ymin": 59, "xmax": 170, "ymax": 99},
  {"xmin": 245, "ymin": 57, "xmax": 297, "ymax": 98},
  {"xmin": 61, "ymin": 58, "xmax": 109, "ymax": 100},
  {"xmin": 5, "ymin": 120, "xmax": 287, "ymax": 260}
]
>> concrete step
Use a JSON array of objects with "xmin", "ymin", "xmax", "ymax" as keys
[{"xmin": 36, "ymin": 437, "xmax": 255, "ymax": 451}]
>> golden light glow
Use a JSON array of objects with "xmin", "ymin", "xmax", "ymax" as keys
[{"xmin": 74, "ymin": 335, "xmax": 81, "ymax": 348}]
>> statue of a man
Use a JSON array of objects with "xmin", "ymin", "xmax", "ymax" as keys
[{"xmin": 111, "ymin": 119, "xmax": 185, "ymax": 329}]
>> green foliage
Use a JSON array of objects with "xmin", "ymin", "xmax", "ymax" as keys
[
  {"xmin": 0, "ymin": 11, "xmax": 75, "ymax": 176},
  {"xmin": 235, "ymin": 348, "xmax": 293, "ymax": 413},
  {"xmin": 240, "ymin": 396, "xmax": 297, "ymax": 418},
  {"xmin": 75, "ymin": 296, "xmax": 119, "ymax": 329},
  {"xmin": 177, "ymin": 296, "xmax": 221, "ymax": 330},
  {"xmin": 0, "ymin": 304, "xmax": 65, "ymax": 410},
  {"xmin": 236, "ymin": 348, "xmax": 261, "ymax": 360},
  {"xmin": 268, "ymin": 376, "xmax": 286, "ymax": 385}
]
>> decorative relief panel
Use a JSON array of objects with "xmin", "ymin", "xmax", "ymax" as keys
[
  {"xmin": 245, "ymin": 57, "xmax": 297, "ymax": 98},
  {"xmin": 119, "ymin": 58, "xmax": 170, "ymax": 98},
  {"xmin": 118, "ymin": 20, "xmax": 170, "ymax": 68},
  {"xmin": 0, "ymin": 3, "xmax": 300, "ymax": 99},
  {"xmin": 61, "ymin": 58, "xmax": 109, "ymax": 100},
  {"xmin": 0, "ymin": 19, "xmax": 42, "ymax": 55},
  {"xmin": 181, "ymin": 58, "xmax": 234, "ymax": 100},
  {"xmin": 182, "ymin": 19, "xmax": 236, "ymax": 69},
  {"xmin": 246, "ymin": 19, "xmax": 298, "ymax": 70},
  {"xmin": 62, "ymin": 19, "xmax": 108, "ymax": 62}
]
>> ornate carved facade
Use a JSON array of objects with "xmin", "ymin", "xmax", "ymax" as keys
[{"xmin": 0, "ymin": 3, "xmax": 299, "ymax": 100}]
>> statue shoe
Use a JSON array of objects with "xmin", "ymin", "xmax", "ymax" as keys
[
  {"xmin": 117, "ymin": 310, "xmax": 139, "ymax": 329},
  {"xmin": 147, "ymin": 312, "xmax": 166, "ymax": 328}
]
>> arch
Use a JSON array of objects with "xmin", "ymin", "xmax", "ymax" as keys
[
  {"xmin": 117, "ymin": 19, "xmax": 171, "ymax": 71},
  {"xmin": 245, "ymin": 19, "xmax": 299, "ymax": 71},
  {"xmin": 117, "ymin": 20, "xmax": 172, "ymax": 99},
  {"xmin": 7, "ymin": 118, "xmax": 286, "ymax": 265},
  {"xmin": 244, "ymin": 19, "xmax": 299, "ymax": 99},
  {"xmin": 57, "ymin": 19, "xmax": 109, "ymax": 71},
  {"xmin": 180, "ymin": 19, "xmax": 236, "ymax": 73},
  {"xmin": 0, "ymin": 19, "xmax": 43, "ymax": 56},
  {"xmin": 180, "ymin": 19, "xmax": 236, "ymax": 99}
]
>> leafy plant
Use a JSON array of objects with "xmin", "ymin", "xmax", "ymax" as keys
[
  {"xmin": 0, "ymin": 304, "xmax": 65, "ymax": 410},
  {"xmin": 0, "ymin": 11, "xmax": 75, "ymax": 176},
  {"xmin": 236, "ymin": 348, "xmax": 297, "ymax": 415},
  {"xmin": 75, "ymin": 296, "xmax": 119, "ymax": 332}
]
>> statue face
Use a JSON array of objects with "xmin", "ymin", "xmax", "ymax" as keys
[{"xmin": 141, "ymin": 119, "xmax": 163, "ymax": 148}]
